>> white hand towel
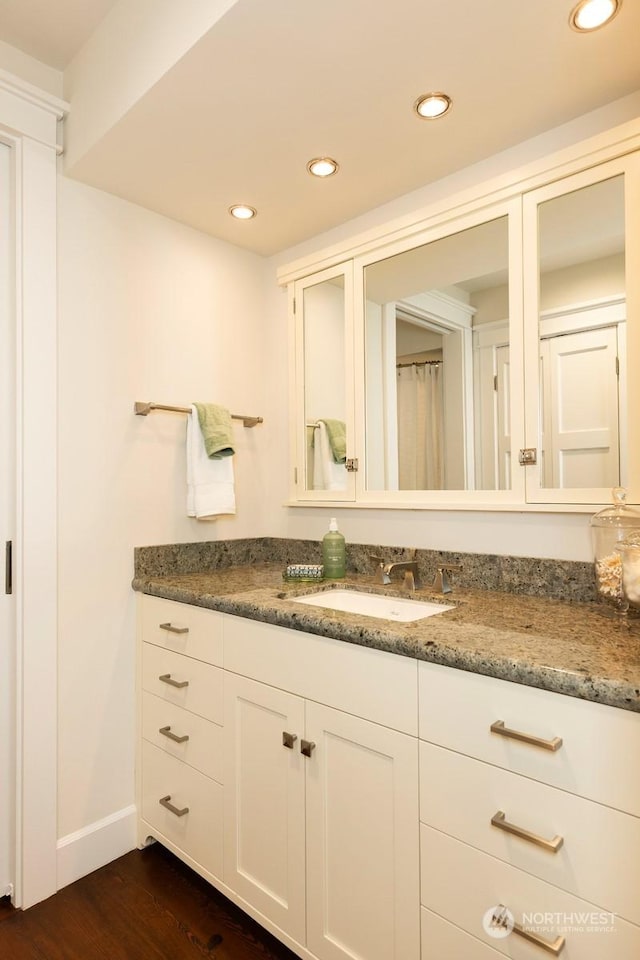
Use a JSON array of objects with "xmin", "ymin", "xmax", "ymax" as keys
[
  {"xmin": 187, "ymin": 405, "xmax": 236, "ymax": 518},
  {"xmin": 312, "ymin": 421, "xmax": 347, "ymax": 491}
]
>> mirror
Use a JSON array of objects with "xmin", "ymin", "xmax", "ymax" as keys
[
  {"xmin": 537, "ymin": 174, "xmax": 625, "ymax": 489},
  {"xmin": 364, "ymin": 216, "xmax": 510, "ymax": 491},
  {"xmin": 302, "ymin": 274, "xmax": 348, "ymax": 491}
]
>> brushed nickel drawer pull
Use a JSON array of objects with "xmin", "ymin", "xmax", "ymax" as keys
[
  {"xmin": 159, "ymin": 622, "xmax": 189, "ymax": 635},
  {"xmin": 513, "ymin": 921, "xmax": 565, "ymax": 955},
  {"xmin": 158, "ymin": 673, "xmax": 189, "ymax": 689},
  {"xmin": 159, "ymin": 725, "xmax": 189, "ymax": 744},
  {"xmin": 282, "ymin": 731, "xmax": 298, "ymax": 749},
  {"xmin": 301, "ymin": 739, "xmax": 316, "ymax": 757},
  {"xmin": 491, "ymin": 720, "xmax": 562, "ymax": 752},
  {"xmin": 491, "ymin": 810, "xmax": 564, "ymax": 852},
  {"xmin": 490, "ymin": 905, "xmax": 565, "ymax": 955},
  {"xmin": 159, "ymin": 795, "xmax": 189, "ymax": 817}
]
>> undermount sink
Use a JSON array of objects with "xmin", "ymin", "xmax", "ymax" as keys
[{"xmin": 290, "ymin": 589, "xmax": 453, "ymax": 623}]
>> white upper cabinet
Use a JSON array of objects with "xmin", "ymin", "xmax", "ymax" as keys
[
  {"xmin": 282, "ymin": 123, "xmax": 640, "ymax": 510},
  {"xmin": 292, "ymin": 262, "xmax": 356, "ymax": 501},
  {"xmin": 523, "ymin": 154, "xmax": 640, "ymax": 506}
]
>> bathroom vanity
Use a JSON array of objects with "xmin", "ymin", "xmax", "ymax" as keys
[{"xmin": 134, "ymin": 559, "xmax": 640, "ymax": 960}]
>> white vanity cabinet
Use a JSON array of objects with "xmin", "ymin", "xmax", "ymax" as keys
[
  {"xmin": 136, "ymin": 594, "xmax": 640, "ymax": 960},
  {"xmin": 223, "ymin": 615, "xmax": 421, "ymax": 960},
  {"xmin": 418, "ymin": 661, "xmax": 640, "ymax": 958},
  {"xmin": 137, "ymin": 596, "xmax": 225, "ymax": 880}
]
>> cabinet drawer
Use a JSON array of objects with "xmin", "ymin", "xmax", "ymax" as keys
[
  {"xmin": 418, "ymin": 661, "xmax": 640, "ymax": 815},
  {"xmin": 223, "ymin": 614, "xmax": 418, "ymax": 735},
  {"xmin": 142, "ymin": 643, "xmax": 223, "ymax": 724},
  {"xmin": 142, "ymin": 691, "xmax": 223, "ymax": 784},
  {"xmin": 141, "ymin": 741, "xmax": 223, "ymax": 879},
  {"xmin": 421, "ymin": 825, "xmax": 640, "ymax": 959},
  {"xmin": 140, "ymin": 595, "xmax": 223, "ymax": 666},
  {"xmin": 421, "ymin": 909, "xmax": 502, "ymax": 959},
  {"xmin": 420, "ymin": 740, "xmax": 640, "ymax": 925}
]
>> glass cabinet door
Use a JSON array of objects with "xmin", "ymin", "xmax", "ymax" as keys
[
  {"xmin": 292, "ymin": 263, "xmax": 355, "ymax": 500},
  {"xmin": 355, "ymin": 199, "xmax": 525, "ymax": 507},
  {"xmin": 523, "ymin": 154, "xmax": 640, "ymax": 505}
]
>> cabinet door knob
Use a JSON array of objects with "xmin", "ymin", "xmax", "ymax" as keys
[
  {"xmin": 490, "ymin": 720, "xmax": 562, "ymax": 752},
  {"xmin": 159, "ymin": 795, "xmax": 189, "ymax": 817},
  {"xmin": 158, "ymin": 673, "xmax": 189, "ymax": 689},
  {"xmin": 159, "ymin": 622, "xmax": 189, "ymax": 634},
  {"xmin": 282, "ymin": 731, "xmax": 298, "ymax": 749},
  {"xmin": 159, "ymin": 725, "xmax": 190, "ymax": 744},
  {"xmin": 301, "ymin": 739, "xmax": 316, "ymax": 757},
  {"xmin": 491, "ymin": 810, "xmax": 564, "ymax": 853}
]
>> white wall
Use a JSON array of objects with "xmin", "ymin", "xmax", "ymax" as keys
[
  {"xmin": 541, "ymin": 253, "xmax": 625, "ymax": 311},
  {"xmin": 0, "ymin": 39, "xmax": 63, "ymax": 98},
  {"xmin": 57, "ymin": 176, "xmax": 270, "ymax": 842}
]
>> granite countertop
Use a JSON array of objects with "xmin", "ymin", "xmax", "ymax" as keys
[{"xmin": 132, "ymin": 562, "xmax": 640, "ymax": 713}]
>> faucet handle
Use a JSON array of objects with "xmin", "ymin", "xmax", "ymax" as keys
[
  {"xmin": 403, "ymin": 569, "xmax": 416, "ymax": 591},
  {"xmin": 369, "ymin": 554, "xmax": 390, "ymax": 585},
  {"xmin": 433, "ymin": 563, "xmax": 462, "ymax": 595}
]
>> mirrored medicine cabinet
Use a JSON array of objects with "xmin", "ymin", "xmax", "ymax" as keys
[{"xmin": 285, "ymin": 138, "xmax": 640, "ymax": 511}]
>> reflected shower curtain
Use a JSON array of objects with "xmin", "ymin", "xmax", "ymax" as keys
[{"xmin": 397, "ymin": 363, "xmax": 444, "ymax": 490}]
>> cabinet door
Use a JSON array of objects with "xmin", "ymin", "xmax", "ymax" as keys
[
  {"xmin": 292, "ymin": 262, "xmax": 356, "ymax": 501},
  {"xmin": 305, "ymin": 701, "xmax": 420, "ymax": 960},
  {"xmin": 223, "ymin": 673, "xmax": 306, "ymax": 944}
]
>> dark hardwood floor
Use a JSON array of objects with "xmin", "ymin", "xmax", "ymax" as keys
[{"xmin": 0, "ymin": 842, "xmax": 299, "ymax": 959}]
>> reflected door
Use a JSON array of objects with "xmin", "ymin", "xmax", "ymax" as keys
[
  {"xmin": 363, "ymin": 213, "xmax": 511, "ymax": 493},
  {"xmin": 540, "ymin": 326, "xmax": 619, "ymax": 488}
]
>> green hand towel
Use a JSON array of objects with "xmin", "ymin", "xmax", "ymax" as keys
[
  {"xmin": 194, "ymin": 403, "xmax": 235, "ymax": 458},
  {"xmin": 319, "ymin": 419, "xmax": 346, "ymax": 463}
]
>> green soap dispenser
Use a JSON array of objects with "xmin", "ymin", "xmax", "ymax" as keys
[{"xmin": 322, "ymin": 517, "xmax": 346, "ymax": 579}]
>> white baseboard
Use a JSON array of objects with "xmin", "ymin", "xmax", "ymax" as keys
[{"xmin": 56, "ymin": 804, "xmax": 137, "ymax": 890}]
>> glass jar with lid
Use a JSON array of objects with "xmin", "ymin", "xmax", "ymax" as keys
[
  {"xmin": 616, "ymin": 532, "xmax": 640, "ymax": 614},
  {"xmin": 590, "ymin": 488, "xmax": 640, "ymax": 612}
]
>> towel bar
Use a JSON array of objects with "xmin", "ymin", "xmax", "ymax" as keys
[{"xmin": 134, "ymin": 401, "xmax": 263, "ymax": 428}]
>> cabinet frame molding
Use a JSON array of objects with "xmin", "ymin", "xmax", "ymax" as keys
[{"xmin": 282, "ymin": 118, "xmax": 640, "ymax": 512}]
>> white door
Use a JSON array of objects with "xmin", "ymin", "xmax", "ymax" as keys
[
  {"xmin": 540, "ymin": 326, "xmax": 620, "ymax": 488},
  {"xmin": 0, "ymin": 140, "xmax": 14, "ymax": 898},
  {"xmin": 223, "ymin": 673, "xmax": 306, "ymax": 944},
  {"xmin": 305, "ymin": 701, "xmax": 420, "ymax": 960}
]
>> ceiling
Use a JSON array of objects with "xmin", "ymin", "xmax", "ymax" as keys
[
  {"xmin": 1, "ymin": 0, "xmax": 640, "ymax": 256},
  {"xmin": 0, "ymin": 0, "xmax": 117, "ymax": 70}
]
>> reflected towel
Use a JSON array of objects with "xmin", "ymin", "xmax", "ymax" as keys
[
  {"xmin": 193, "ymin": 402, "xmax": 235, "ymax": 458},
  {"xmin": 312, "ymin": 421, "xmax": 347, "ymax": 491},
  {"xmin": 187, "ymin": 405, "xmax": 236, "ymax": 518},
  {"xmin": 318, "ymin": 418, "xmax": 346, "ymax": 463}
]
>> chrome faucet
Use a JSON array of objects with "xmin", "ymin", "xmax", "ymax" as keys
[
  {"xmin": 433, "ymin": 563, "xmax": 462, "ymax": 594},
  {"xmin": 370, "ymin": 552, "xmax": 421, "ymax": 591}
]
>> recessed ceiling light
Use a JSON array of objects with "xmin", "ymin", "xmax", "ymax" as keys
[
  {"xmin": 307, "ymin": 157, "xmax": 339, "ymax": 178},
  {"xmin": 414, "ymin": 93, "xmax": 452, "ymax": 120},
  {"xmin": 228, "ymin": 204, "xmax": 257, "ymax": 220},
  {"xmin": 569, "ymin": 0, "xmax": 621, "ymax": 31}
]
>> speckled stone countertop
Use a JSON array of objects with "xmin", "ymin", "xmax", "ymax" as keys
[{"xmin": 132, "ymin": 562, "xmax": 640, "ymax": 713}]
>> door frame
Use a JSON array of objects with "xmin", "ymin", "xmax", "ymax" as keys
[{"xmin": 0, "ymin": 71, "xmax": 68, "ymax": 908}]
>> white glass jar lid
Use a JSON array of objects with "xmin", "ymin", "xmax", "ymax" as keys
[{"xmin": 591, "ymin": 487, "xmax": 640, "ymax": 528}]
